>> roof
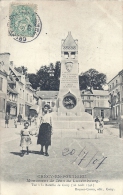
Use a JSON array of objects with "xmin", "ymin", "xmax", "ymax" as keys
[
  {"xmin": 0, "ymin": 53, "xmax": 10, "ymax": 55},
  {"xmin": 7, "ymin": 85, "xmax": 18, "ymax": 94},
  {"xmin": 108, "ymin": 69, "xmax": 123, "ymax": 84},
  {"xmin": 33, "ymin": 93, "xmax": 39, "ymax": 99},
  {"xmin": 37, "ymin": 91, "xmax": 59, "ymax": 99},
  {"xmin": 7, "ymin": 80, "xmax": 15, "ymax": 84},
  {"xmin": 62, "ymin": 32, "xmax": 77, "ymax": 47},
  {"xmin": 92, "ymin": 90, "xmax": 109, "ymax": 96},
  {"xmin": 26, "ymin": 81, "xmax": 32, "ymax": 85}
]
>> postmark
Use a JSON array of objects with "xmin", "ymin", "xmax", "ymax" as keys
[{"xmin": 9, "ymin": 4, "xmax": 42, "ymax": 43}]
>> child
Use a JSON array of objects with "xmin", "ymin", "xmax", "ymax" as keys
[
  {"xmin": 99, "ymin": 118, "xmax": 104, "ymax": 133},
  {"xmin": 20, "ymin": 121, "xmax": 32, "ymax": 157},
  {"xmin": 14, "ymin": 117, "xmax": 17, "ymax": 128}
]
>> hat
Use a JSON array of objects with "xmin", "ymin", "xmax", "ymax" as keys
[
  {"xmin": 44, "ymin": 104, "xmax": 50, "ymax": 109},
  {"xmin": 24, "ymin": 121, "xmax": 29, "ymax": 126}
]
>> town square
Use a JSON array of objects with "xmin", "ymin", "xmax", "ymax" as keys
[{"xmin": 0, "ymin": 1, "xmax": 123, "ymax": 195}]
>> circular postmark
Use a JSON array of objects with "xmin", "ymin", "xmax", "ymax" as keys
[{"xmin": 9, "ymin": 5, "xmax": 42, "ymax": 43}]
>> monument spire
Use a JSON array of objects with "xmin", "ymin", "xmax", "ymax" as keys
[{"xmin": 62, "ymin": 32, "xmax": 77, "ymax": 47}]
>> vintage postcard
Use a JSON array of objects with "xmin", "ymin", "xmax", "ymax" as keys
[{"xmin": 0, "ymin": 0, "xmax": 123, "ymax": 195}]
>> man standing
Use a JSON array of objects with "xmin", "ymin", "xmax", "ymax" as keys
[
  {"xmin": 18, "ymin": 113, "xmax": 22, "ymax": 125},
  {"xmin": 5, "ymin": 112, "xmax": 9, "ymax": 128},
  {"xmin": 37, "ymin": 105, "xmax": 52, "ymax": 156}
]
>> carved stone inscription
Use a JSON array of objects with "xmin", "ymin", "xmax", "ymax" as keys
[{"xmin": 61, "ymin": 72, "xmax": 79, "ymax": 88}]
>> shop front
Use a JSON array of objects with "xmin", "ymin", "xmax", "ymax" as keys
[
  {"xmin": 0, "ymin": 92, "xmax": 6, "ymax": 118},
  {"xmin": 6, "ymin": 101, "xmax": 17, "ymax": 118}
]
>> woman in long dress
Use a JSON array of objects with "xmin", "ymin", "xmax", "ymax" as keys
[
  {"xmin": 95, "ymin": 116, "xmax": 100, "ymax": 133},
  {"xmin": 37, "ymin": 105, "xmax": 52, "ymax": 156}
]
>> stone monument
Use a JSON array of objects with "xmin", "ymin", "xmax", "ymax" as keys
[{"xmin": 53, "ymin": 32, "xmax": 96, "ymax": 135}]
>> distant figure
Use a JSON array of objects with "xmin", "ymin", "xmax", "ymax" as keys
[
  {"xmin": 37, "ymin": 105, "xmax": 52, "ymax": 156},
  {"xmin": 20, "ymin": 121, "xmax": 32, "ymax": 157},
  {"xmin": 18, "ymin": 113, "xmax": 22, "ymax": 125},
  {"xmin": 5, "ymin": 112, "xmax": 9, "ymax": 128},
  {"xmin": 14, "ymin": 117, "xmax": 17, "ymax": 128},
  {"xmin": 28, "ymin": 115, "xmax": 32, "ymax": 126},
  {"xmin": 95, "ymin": 116, "xmax": 100, "ymax": 132},
  {"xmin": 99, "ymin": 117, "xmax": 104, "ymax": 133}
]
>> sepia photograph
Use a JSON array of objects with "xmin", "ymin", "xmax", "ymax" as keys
[{"xmin": 0, "ymin": 1, "xmax": 123, "ymax": 195}]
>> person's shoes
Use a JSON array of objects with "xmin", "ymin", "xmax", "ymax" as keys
[
  {"xmin": 20, "ymin": 153, "xmax": 24, "ymax": 157},
  {"xmin": 40, "ymin": 151, "xmax": 44, "ymax": 155},
  {"xmin": 45, "ymin": 153, "xmax": 49, "ymax": 156}
]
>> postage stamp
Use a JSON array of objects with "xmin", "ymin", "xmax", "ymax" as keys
[{"xmin": 9, "ymin": 4, "xmax": 42, "ymax": 43}]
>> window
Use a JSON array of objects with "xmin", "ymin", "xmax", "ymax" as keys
[
  {"xmin": 110, "ymin": 85, "xmax": 111, "ymax": 90},
  {"xmin": 0, "ymin": 77, "xmax": 3, "ymax": 90},
  {"xmin": 30, "ymin": 96, "xmax": 32, "ymax": 102},
  {"xmin": 112, "ymin": 83, "xmax": 114, "ymax": 88},
  {"xmin": 71, "ymin": 52, "xmax": 75, "ymax": 59},
  {"xmin": 116, "ymin": 80, "xmax": 118, "ymax": 85},
  {"xmin": 100, "ymin": 96, "xmax": 104, "ymax": 99},
  {"xmin": 87, "ymin": 96, "xmax": 90, "ymax": 100},
  {"xmin": 64, "ymin": 52, "xmax": 69, "ymax": 59}
]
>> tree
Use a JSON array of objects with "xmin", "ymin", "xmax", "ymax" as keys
[
  {"xmin": 79, "ymin": 69, "xmax": 107, "ymax": 90},
  {"xmin": 37, "ymin": 65, "xmax": 50, "ymax": 90},
  {"xmin": 28, "ymin": 73, "xmax": 39, "ymax": 89}
]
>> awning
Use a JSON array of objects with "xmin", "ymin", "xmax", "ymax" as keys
[
  {"xmin": 7, "ymin": 100, "xmax": 17, "ymax": 107},
  {"xmin": 30, "ymin": 105, "xmax": 39, "ymax": 112},
  {"xmin": 7, "ymin": 85, "xmax": 18, "ymax": 94}
]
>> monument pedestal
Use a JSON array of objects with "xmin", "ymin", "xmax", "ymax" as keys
[
  {"xmin": 52, "ymin": 112, "xmax": 98, "ymax": 138},
  {"xmin": 53, "ymin": 32, "xmax": 97, "ymax": 138}
]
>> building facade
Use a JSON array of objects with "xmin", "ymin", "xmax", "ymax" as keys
[
  {"xmin": 0, "ymin": 53, "xmax": 10, "ymax": 118},
  {"xmin": 108, "ymin": 69, "xmax": 123, "ymax": 120},
  {"xmin": 37, "ymin": 90, "xmax": 110, "ymax": 120},
  {"xmin": 0, "ymin": 52, "xmax": 42, "ymax": 119},
  {"xmin": 81, "ymin": 90, "xmax": 110, "ymax": 119}
]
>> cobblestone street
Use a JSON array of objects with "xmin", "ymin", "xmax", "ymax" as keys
[{"xmin": 0, "ymin": 119, "xmax": 123, "ymax": 183}]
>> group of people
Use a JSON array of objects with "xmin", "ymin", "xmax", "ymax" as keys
[
  {"xmin": 95, "ymin": 116, "xmax": 104, "ymax": 133},
  {"xmin": 20, "ymin": 105, "xmax": 52, "ymax": 157}
]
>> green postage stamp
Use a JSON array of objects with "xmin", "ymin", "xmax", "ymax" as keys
[{"xmin": 9, "ymin": 4, "xmax": 37, "ymax": 37}]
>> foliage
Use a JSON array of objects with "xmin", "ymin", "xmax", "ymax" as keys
[
  {"xmin": 79, "ymin": 69, "xmax": 107, "ymax": 90},
  {"xmin": 15, "ymin": 64, "xmax": 107, "ymax": 91}
]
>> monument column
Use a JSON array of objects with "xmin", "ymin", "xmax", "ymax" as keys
[{"xmin": 57, "ymin": 32, "xmax": 85, "ymax": 115}]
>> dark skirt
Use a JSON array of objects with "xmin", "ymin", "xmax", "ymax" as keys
[
  {"xmin": 37, "ymin": 123, "xmax": 51, "ymax": 146},
  {"xmin": 5, "ymin": 119, "xmax": 9, "ymax": 124}
]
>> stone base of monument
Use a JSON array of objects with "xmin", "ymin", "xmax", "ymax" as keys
[{"xmin": 52, "ymin": 112, "xmax": 98, "ymax": 139}]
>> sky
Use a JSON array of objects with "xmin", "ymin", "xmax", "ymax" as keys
[{"xmin": 0, "ymin": 0, "xmax": 122, "ymax": 82}]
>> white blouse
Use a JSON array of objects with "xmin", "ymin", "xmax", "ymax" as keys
[{"xmin": 42, "ymin": 113, "xmax": 52, "ymax": 125}]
